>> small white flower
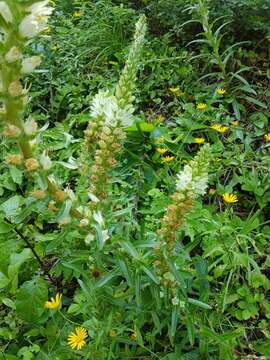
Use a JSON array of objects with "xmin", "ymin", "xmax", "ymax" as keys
[
  {"xmin": 101, "ymin": 229, "xmax": 109, "ymax": 244},
  {"xmin": 40, "ymin": 151, "xmax": 52, "ymax": 170},
  {"xmin": 192, "ymin": 174, "xmax": 208, "ymax": 196},
  {"xmin": 172, "ymin": 297, "xmax": 179, "ymax": 306},
  {"xmin": 176, "ymin": 165, "xmax": 193, "ymax": 191},
  {"xmin": 0, "ymin": 1, "xmax": 13, "ymax": 23},
  {"xmin": 85, "ymin": 233, "xmax": 95, "ymax": 245},
  {"xmin": 19, "ymin": 1, "xmax": 53, "ymax": 39},
  {"xmin": 21, "ymin": 56, "xmax": 42, "ymax": 73},
  {"xmin": 80, "ymin": 218, "xmax": 89, "ymax": 227},
  {"xmin": 8, "ymin": 81, "xmax": 22, "ymax": 97},
  {"xmin": 93, "ymin": 211, "xmax": 104, "ymax": 227},
  {"xmin": 87, "ymin": 192, "xmax": 100, "ymax": 203},
  {"xmin": 23, "ymin": 116, "xmax": 37, "ymax": 136},
  {"xmin": 5, "ymin": 47, "xmax": 22, "ymax": 63},
  {"xmin": 65, "ymin": 188, "xmax": 76, "ymax": 201},
  {"xmin": 90, "ymin": 90, "xmax": 111, "ymax": 118}
]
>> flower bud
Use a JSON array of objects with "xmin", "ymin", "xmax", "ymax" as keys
[
  {"xmin": 23, "ymin": 117, "xmax": 38, "ymax": 136},
  {"xmin": 80, "ymin": 218, "xmax": 89, "ymax": 227},
  {"xmin": 0, "ymin": 2, "xmax": 13, "ymax": 23},
  {"xmin": 31, "ymin": 189, "xmax": 46, "ymax": 199},
  {"xmin": 25, "ymin": 158, "xmax": 39, "ymax": 171},
  {"xmin": 85, "ymin": 233, "xmax": 95, "ymax": 244},
  {"xmin": 54, "ymin": 191, "xmax": 65, "ymax": 202},
  {"xmin": 3, "ymin": 124, "xmax": 21, "ymax": 137},
  {"xmin": 8, "ymin": 80, "xmax": 22, "ymax": 97},
  {"xmin": 40, "ymin": 151, "xmax": 52, "ymax": 170},
  {"xmin": 5, "ymin": 47, "xmax": 22, "ymax": 63},
  {"xmin": 7, "ymin": 154, "xmax": 23, "ymax": 165},
  {"xmin": 21, "ymin": 56, "xmax": 42, "ymax": 74},
  {"xmin": 48, "ymin": 200, "xmax": 58, "ymax": 212}
]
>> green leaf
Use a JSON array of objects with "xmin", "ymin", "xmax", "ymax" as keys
[
  {"xmin": 169, "ymin": 306, "xmax": 178, "ymax": 343},
  {"xmin": 0, "ymin": 271, "xmax": 9, "ymax": 289},
  {"xmin": 126, "ymin": 121, "xmax": 155, "ymax": 132},
  {"xmin": 0, "ymin": 220, "xmax": 13, "ymax": 234},
  {"xmin": 8, "ymin": 248, "xmax": 32, "ymax": 293},
  {"xmin": 9, "ymin": 165, "xmax": 23, "ymax": 185},
  {"xmin": 188, "ymin": 298, "xmax": 212, "ymax": 309},
  {"xmin": 16, "ymin": 278, "xmax": 48, "ymax": 323},
  {"xmin": 244, "ymin": 96, "xmax": 267, "ymax": 109},
  {"xmin": 141, "ymin": 265, "xmax": 160, "ymax": 284},
  {"xmin": 1, "ymin": 195, "xmax": 21, "ymax": 216}
]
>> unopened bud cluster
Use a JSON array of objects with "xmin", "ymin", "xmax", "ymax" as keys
[
  {"xmin": 155, "ymin": 144, "xmax": 211, "ymax": 289},
  {"xmin": 89, "ymin": 125, "xmax": 125, "ymax": 200},
  {"xmin": 82, "ymin": 16, "xmax": 146, "ymax": 202}
]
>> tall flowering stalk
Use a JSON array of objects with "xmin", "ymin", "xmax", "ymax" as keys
[
  {"xmin": 0, "ymin": 0, "xmax": 82, "ymax": 219},
  {"xmin": 84, "ymin": 15, "xmax": 147, "ymax": 201},
  {"xmin": 155, "ymin": 144, "xmax": 211, "ymax": 289}
]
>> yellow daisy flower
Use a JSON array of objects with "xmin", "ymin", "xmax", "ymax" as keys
[
  {"xmin": 169, "ymin": 86, "xmax": 182, "ymax": 96},
  {"xmin": 231, "ymin": 120, "xmax": 239, "ymax": 126},
  {"xmin": 216, "ymin": 88, "xmax": 226, "ymax": 95},
  {"xmin": 264, "ymin": 133, "xmax": 270, "ymax": 141},
  {"xmin": 210, "ymin": 124, "xmax": 229, "ymax": 133},
  {"xmin": 222, "ymin": 193, "xmax": 238, "ymax": 204},
  {"xmin": 196, "ymin": 103, "xmax": 207, "ymax": 110},
  {"xmin": 45, "ymin": 293, "xmax": 62, "ymax": 310},
  {"xmin": 209, "ymin": 188, "xmax": 216, "ymax": 195},
  {"xmin": 67, "ymin": 327, "xmax": 88, "ymax": 350},
  {"xmin": 194, "ymin": 137, "xmax": 205, "ymax": 144},
  {"xmin": 161, "ymin": 156, "xmax": 174, "ymax": 163},
  {"xmin": 73, "ymin": 11, "xmax": 81, "ymax": 18},
  {"xmin": 156, "ymin": 147, "xmax": 167, "ymax": 154}
]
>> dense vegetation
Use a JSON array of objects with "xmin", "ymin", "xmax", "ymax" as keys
[{"xmin": 0, "ymin": 0, "xmax": 270, "ymax": 359}]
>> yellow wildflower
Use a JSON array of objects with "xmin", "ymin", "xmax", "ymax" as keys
[
  {"xmin": 210, "ymin": 124, "xmax": 229, "ymax": 133},
  {"xmin": 231, "ymin": 120, "xmax": 239, "ymax": 126},
  {"xmin": 45, "ymin": 293, "xmax": 62, "ymax": 310},
  {"xmin": 161, "ymin": 156, "xmax": 174, "ymax": 163},
  {"xmin": 73, "ymin": 11, "xmax": 81, "ymax": 18},
  {"xmin": 222, "ymin": 193, "xmax": 238, "ymax": 204},
  {"xmin": 155, "ymin": 136, "xmax": 164, "ymax": 145},
  {"xmin": 109, "ymin": 330, "xmax": 117, "ymax": 337},
  {"xmin": 194, "ymin": 137, "xmax": 205, "ymax": 144},
  {"xmin": 216, "ymin": 88, "xmax": 226, "ymax": 95},
  {"xmin": 156, "ymin": 147, "xmax": 167, "ymax": 154},
  {"xmin": 196, "ymin": 103, "xmax": 207, "ymax": 110},
  {"xmin": 130, "ymin": 331, "xmax": 137, "ymax": 340},
  {"xmin": 209, "ymin": 188, "xmax": 216, "ymax": 195},
  {"xmin": 264, "ymin": 133, "xmax": 270, "ymax": 141},
  {"xmin": 67, "ymin": 327, "xmax": 88, "ymax": 350},
  {"xmin": 169, "ymin": 86, "xmax": 182, "ymax": 96},
  {"xmin": 156, "ymin": 114, "xmax": 164, "ymax": 123}
]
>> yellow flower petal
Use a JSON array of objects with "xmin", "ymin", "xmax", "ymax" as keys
[
  {"xmin": 194, "ymin": 137, "xmax": 205, "ymax": 144},
  {"xmin": 67, "ymin": 327, "xmax": 88, "ymax": 350},
  {"xmin": 196, "ymin": 103, "xmax": 207, "ymax": 110},
  {"xmin": 264, "ymin": 133, "xmax": 270, "ymax": 141},
  {"xmin": 222, "ymin": 193, "xmax": 238, "ymax": 204},
  {"xmin": 210, "ymin": 124, "xmax": 229, "ymax": 133},
  {"xmin": 156, "ymin": 147, "xmax": 167, "ymax": 154},
  {"xmin": 161, "ymin": 156, "xmax": 174, "ymax": 163},
  {"xmin": 216, "ymin": 88, "xmax": 226, "ymax": 95},
  {"xmin": 45, "ymin": 293, "xmax": 62, "ymax": 310}
]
